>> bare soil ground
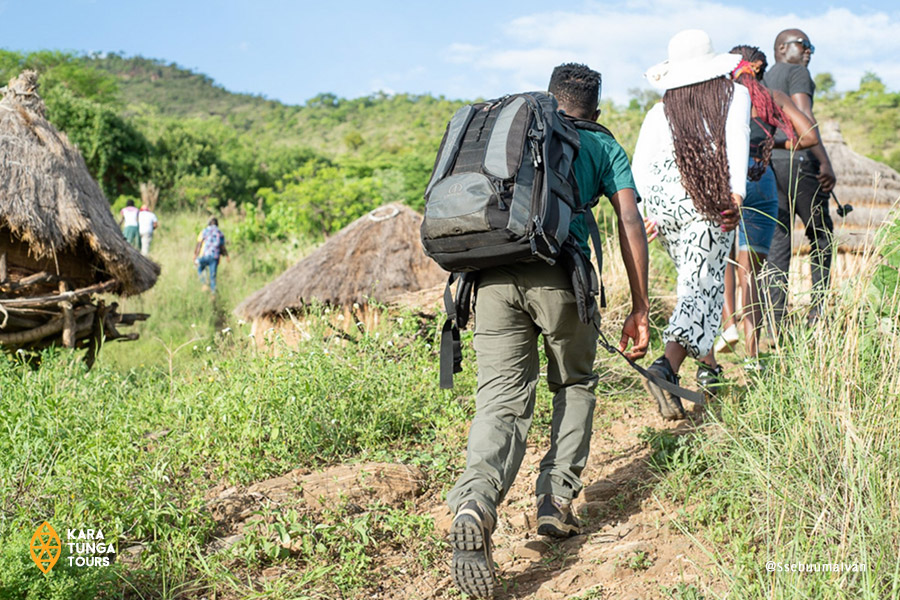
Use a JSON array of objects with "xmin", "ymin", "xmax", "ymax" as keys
[
  {"xmin": 201, "ymin": 389, "xmax": 726, "ymax": 600},
  {"xmin": 386, "ymin": 399, "xmax": 721, "ymax": 600}
]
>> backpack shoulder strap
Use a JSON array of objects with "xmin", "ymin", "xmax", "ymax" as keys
[
  {"xmin": 595, "ymin": 329, "xmax": 707, "ymax": 405},
  {"xmin": 439, "ymin": 272, "xmax": 477, "ymax": 389},
  {"xmin": 559, "ymin": 113, "xmax": 616, "ymax": 307},
  {"xmin": 562, "ymin": 114, "xmax": 616, "ymax": 140},
  {"xmin": 585, "ymin": 208, "xmax": 606, "ymax": 308}
]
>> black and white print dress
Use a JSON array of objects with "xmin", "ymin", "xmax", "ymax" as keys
[{"xmin": 632, "ymin": 83, "xmax": 751, "ymax": 358}]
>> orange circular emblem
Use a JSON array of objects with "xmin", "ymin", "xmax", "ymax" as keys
[{"xmin": 30, "ymin": 522, "xmax": 62, "ymax": 574}]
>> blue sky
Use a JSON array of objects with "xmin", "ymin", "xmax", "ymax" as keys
[{"xmin": 1, "ymin": 0, "xmax": 898, "ymax": 106}]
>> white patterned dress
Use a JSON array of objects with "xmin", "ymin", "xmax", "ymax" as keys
[{"xmin": 632, "ymin": 83, "xmax": 751, "ymax": 358}]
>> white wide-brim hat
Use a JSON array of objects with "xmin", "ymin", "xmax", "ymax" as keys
[{"xmin": 645, "ymin": 29, "xmax": 741, "ymax": 90}]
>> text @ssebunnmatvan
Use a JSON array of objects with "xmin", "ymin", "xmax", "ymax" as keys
[{"xmin": 766, "ymin": 561, "xmax": 868, "ymax": 574}]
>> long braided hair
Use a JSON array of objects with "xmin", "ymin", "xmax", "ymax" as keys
[
  {"xmin": 730, "ymin": 45, "xmax": 795, "ymax": 180},
  {"xmin": 663, "ymin": 76, "xmax": 735, "ymax": 222}
]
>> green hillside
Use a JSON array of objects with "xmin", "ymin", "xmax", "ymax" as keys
[
  {"xmin": 2, "ymin": 50, "xmax": 898, "ymax": 242},
  {"xmin": 90, "ymin": 54, "xmax": 280, "ymax": 120},
  {"xmin": 87, "ymin": 54, "xmax": 900, "ymax": 168},
  {"xmin": 1, "ymin": 51, "xmax": 899, "ymax": 600},
  {"xmin": 87, "ymin": 54, "xmax": 465, "ymax": 156}
]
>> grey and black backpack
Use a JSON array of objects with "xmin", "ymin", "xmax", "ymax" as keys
[
  {"xmin": 421, "ymin": 92, "xmax": 609, "ymax": 388},
  {"xmin": 422, "ymin": 92, "xmax": 584, "ymax": 271}
]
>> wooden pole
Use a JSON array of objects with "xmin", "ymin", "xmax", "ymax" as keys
[
  {"xmin": 59, "ymin": 281, "xmax": 75, "ymax": 349},
  {"xmin": 0, "ymin": 271, "xmax": 58, "ymax": 294},
  {"xmin": 0, "ymin": 252, "xmax": 7, "ymax": 285},
  {"xmin": 0, "ymin": 279, "xmax": 116, "ymax": 308},
  {"xmin": 0, "ymin": 305, "xmax": 95, "ymax": 345}
]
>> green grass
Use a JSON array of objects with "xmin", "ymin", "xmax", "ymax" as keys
[
  {"xmin": 2, "ymin": 208, "xmax": 899, "ymax": 599},
  {"xmin": 0, "ymin": 318, "xmax": 468, "ymax": 594},
  {"xmin": 103, "ymin": 211, "xmax": 312, "ymax": 371},
  {"xmin": 652, "ymin": 232, "xmax": 900, "ymax": 598},
  {"xmin": 0, "ymin": 211, "xmax": 473, "ymax": 599}
]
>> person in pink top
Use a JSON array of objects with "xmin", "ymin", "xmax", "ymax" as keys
[{"xmin": 118, "ymin": 199, "xmax": 140, "ymax": 248}]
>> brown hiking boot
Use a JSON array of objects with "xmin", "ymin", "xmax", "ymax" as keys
[
  {"xmin": 449, "ymin": 500, "xmax": 496, "ymax": 598},
  {"xmin": 536, "ymin": 494, "xmax": 581, "ymax": 538}
]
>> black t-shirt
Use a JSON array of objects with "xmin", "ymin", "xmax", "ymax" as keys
[
  {"xmin": 764, "ymin": 62, "xmax": 816, "ymax": 99},
  {"xmin": 764, "ymin": 62, "xmax": 816, "ymax": 159}
]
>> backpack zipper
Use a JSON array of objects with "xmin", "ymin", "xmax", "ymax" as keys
[{"xmin": 529, "ymin": 215, "xmax": 557, "ymax": 264}]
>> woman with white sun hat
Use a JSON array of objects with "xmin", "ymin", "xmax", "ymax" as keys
[{"xmin": 632, "ymin": 28, "xmax": 751, "ymax": 420}]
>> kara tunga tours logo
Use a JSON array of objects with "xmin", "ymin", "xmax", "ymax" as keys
[{"xmin": 30, "ymin": 522, "xmax": 116, "ymax": 572}]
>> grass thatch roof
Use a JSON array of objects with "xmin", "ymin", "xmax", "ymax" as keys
[
  {"xmin": 824, "ymin": 121, "xmax": 900, "ymax": 206},
  {"xmin": 809, "ymin": 121, "xmax": 900, "ymax": 251},
  {"xmin": 236, "ymin": 203, "xmax": 447, "ymax": 320},
  {"xmin": 0, "ymin": 71, "xmax": 159, "ymax": 295}
]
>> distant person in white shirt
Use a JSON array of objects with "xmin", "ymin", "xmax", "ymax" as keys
[
  {"xmin": 138, "ymin": 205, "xmax": 159, "ymax": 256},
  {"xmin": 119, "ymin": 199, "xmax": 140, "ymax": 248}
]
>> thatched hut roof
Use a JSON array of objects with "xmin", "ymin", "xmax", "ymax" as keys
[
  {"xmin": 791, "ymin": 121, "xmax": 900, "ymax": 252},
  {"xmin": 236, "ymin": 203, "xmax": 447, "ymax": 320},
  {"xmin": 824, "ymin": 121, "xmax": 900, "ymax": 206},
  {"xmin": 0, "ymin": 71, "xmax": 159, "ymax": 295}
]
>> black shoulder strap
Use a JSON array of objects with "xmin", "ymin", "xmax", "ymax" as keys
[
  {"xmin": 439, "ymin": 273, "xmax": 462, "ymax": 390},
  {"xmin": 585, "ymin": 208, "xmax": 606, "ymax": 308},
  {"xmin": 560, "ymin": 113, "xmax": 613, "ymax": 307},
  {"xmin": 439, "ymin": 272, "xmax": 476, "ymax": 389},
  {"xmin": 563, "ymin": 115, "xmax": 616, "ymax": 140},
  {"xmin": 596, "ymin": 329, "xmax": 707, "ymax": 405}
]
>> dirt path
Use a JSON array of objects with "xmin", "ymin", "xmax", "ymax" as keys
[
  {"xmin": 201, "ymin": 387, "xmax": 726, "ymax": 599},
  {"xmin": 379, "ymin": 396, "xmax": 722, "ymax": 600}
]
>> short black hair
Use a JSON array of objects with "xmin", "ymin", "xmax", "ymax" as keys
[
  {"xmin": 208, "ymin": 217, "xmax": 218, "ymax": 226},
  {"xmin": 774, "ymin": 28, "xmax": 807, "ymax": 57},
  {"xmin": 548, "ymin": 63, "xmax": 601, "ymax": 115},
  {"xmin": 126, "ymin": 199, "xmax": 135, "ymax": 207}
]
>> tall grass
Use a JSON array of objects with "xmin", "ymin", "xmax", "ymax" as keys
[
  {"xmin": 103, "ymin": 211, "xmax": 310, "ymax": 370},
  {"xmin": 0, "ymin": 210, "xmax": 473, "ymax": 598},
  {"xmin": 658, "ymin": 217, "xmax": 900, "ymax": 599},
  {"xmin": 0, "ymin": 308, "xmax": 473, "ymax": 598}
]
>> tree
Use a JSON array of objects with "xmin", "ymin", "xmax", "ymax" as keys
[
  {"xmin": 244, "ymin": 162, "xmax": 382, "ymax": 241},
  {"xmin": 627, "ymin": 88, "xmax": 661, "ymax": 112},
  {"xmin": 858, "ymin": 72, "xmax": 886, "ymax": 97},
  {"xmin": 44, "ymin": 86, "xmax": 150, "ymax": 199},
  {"xmin": 814, "ymin": 72, "xmax": 836, "ymax": 97}
]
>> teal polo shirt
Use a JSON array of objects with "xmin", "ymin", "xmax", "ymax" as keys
[{"xmin": 569, "ymin": 129, "xmax": 636, "ymax": 259}]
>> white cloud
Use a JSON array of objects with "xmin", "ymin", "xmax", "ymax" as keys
[
  {"xmin": 443, "ymin": 1, "xmax": 900, "ymax": 104},
  {"xmin": 445, "ymin": 43, "xmax": 485, "ymax": 65},
  {"xmin": 238, "ymin": 41, "xmax": 250, "ymax": 52}
]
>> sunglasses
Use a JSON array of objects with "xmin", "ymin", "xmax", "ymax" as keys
[{"xmin": 785, "ymin": 38, "xmax": 815, "ymax": 53}]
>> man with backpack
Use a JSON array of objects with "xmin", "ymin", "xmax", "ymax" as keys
[
  {"xmin": 193, "ymin": 217, "xmax": 229, "ymax": 294},
  {"xmin": 444, "ymin": 64, "xmax": 650, "ymax": 599}
]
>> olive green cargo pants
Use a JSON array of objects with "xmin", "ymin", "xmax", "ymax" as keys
[{"xmin": 446, "ymin": 261, "xmax": 599, "ymax": 522}]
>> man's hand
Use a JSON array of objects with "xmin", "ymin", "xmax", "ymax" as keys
[
  {"xmin": 818, "ymin": 162, "xmax": 836, "ymax": 193},
  {"xmin": 618, "ymin": 310, "xmax": 650, "ymax": 360}
]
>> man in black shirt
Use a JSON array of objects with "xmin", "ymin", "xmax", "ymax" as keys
[{"xmin": 763, "ymin": 28, "xmax": 836, "ymax": 329}]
